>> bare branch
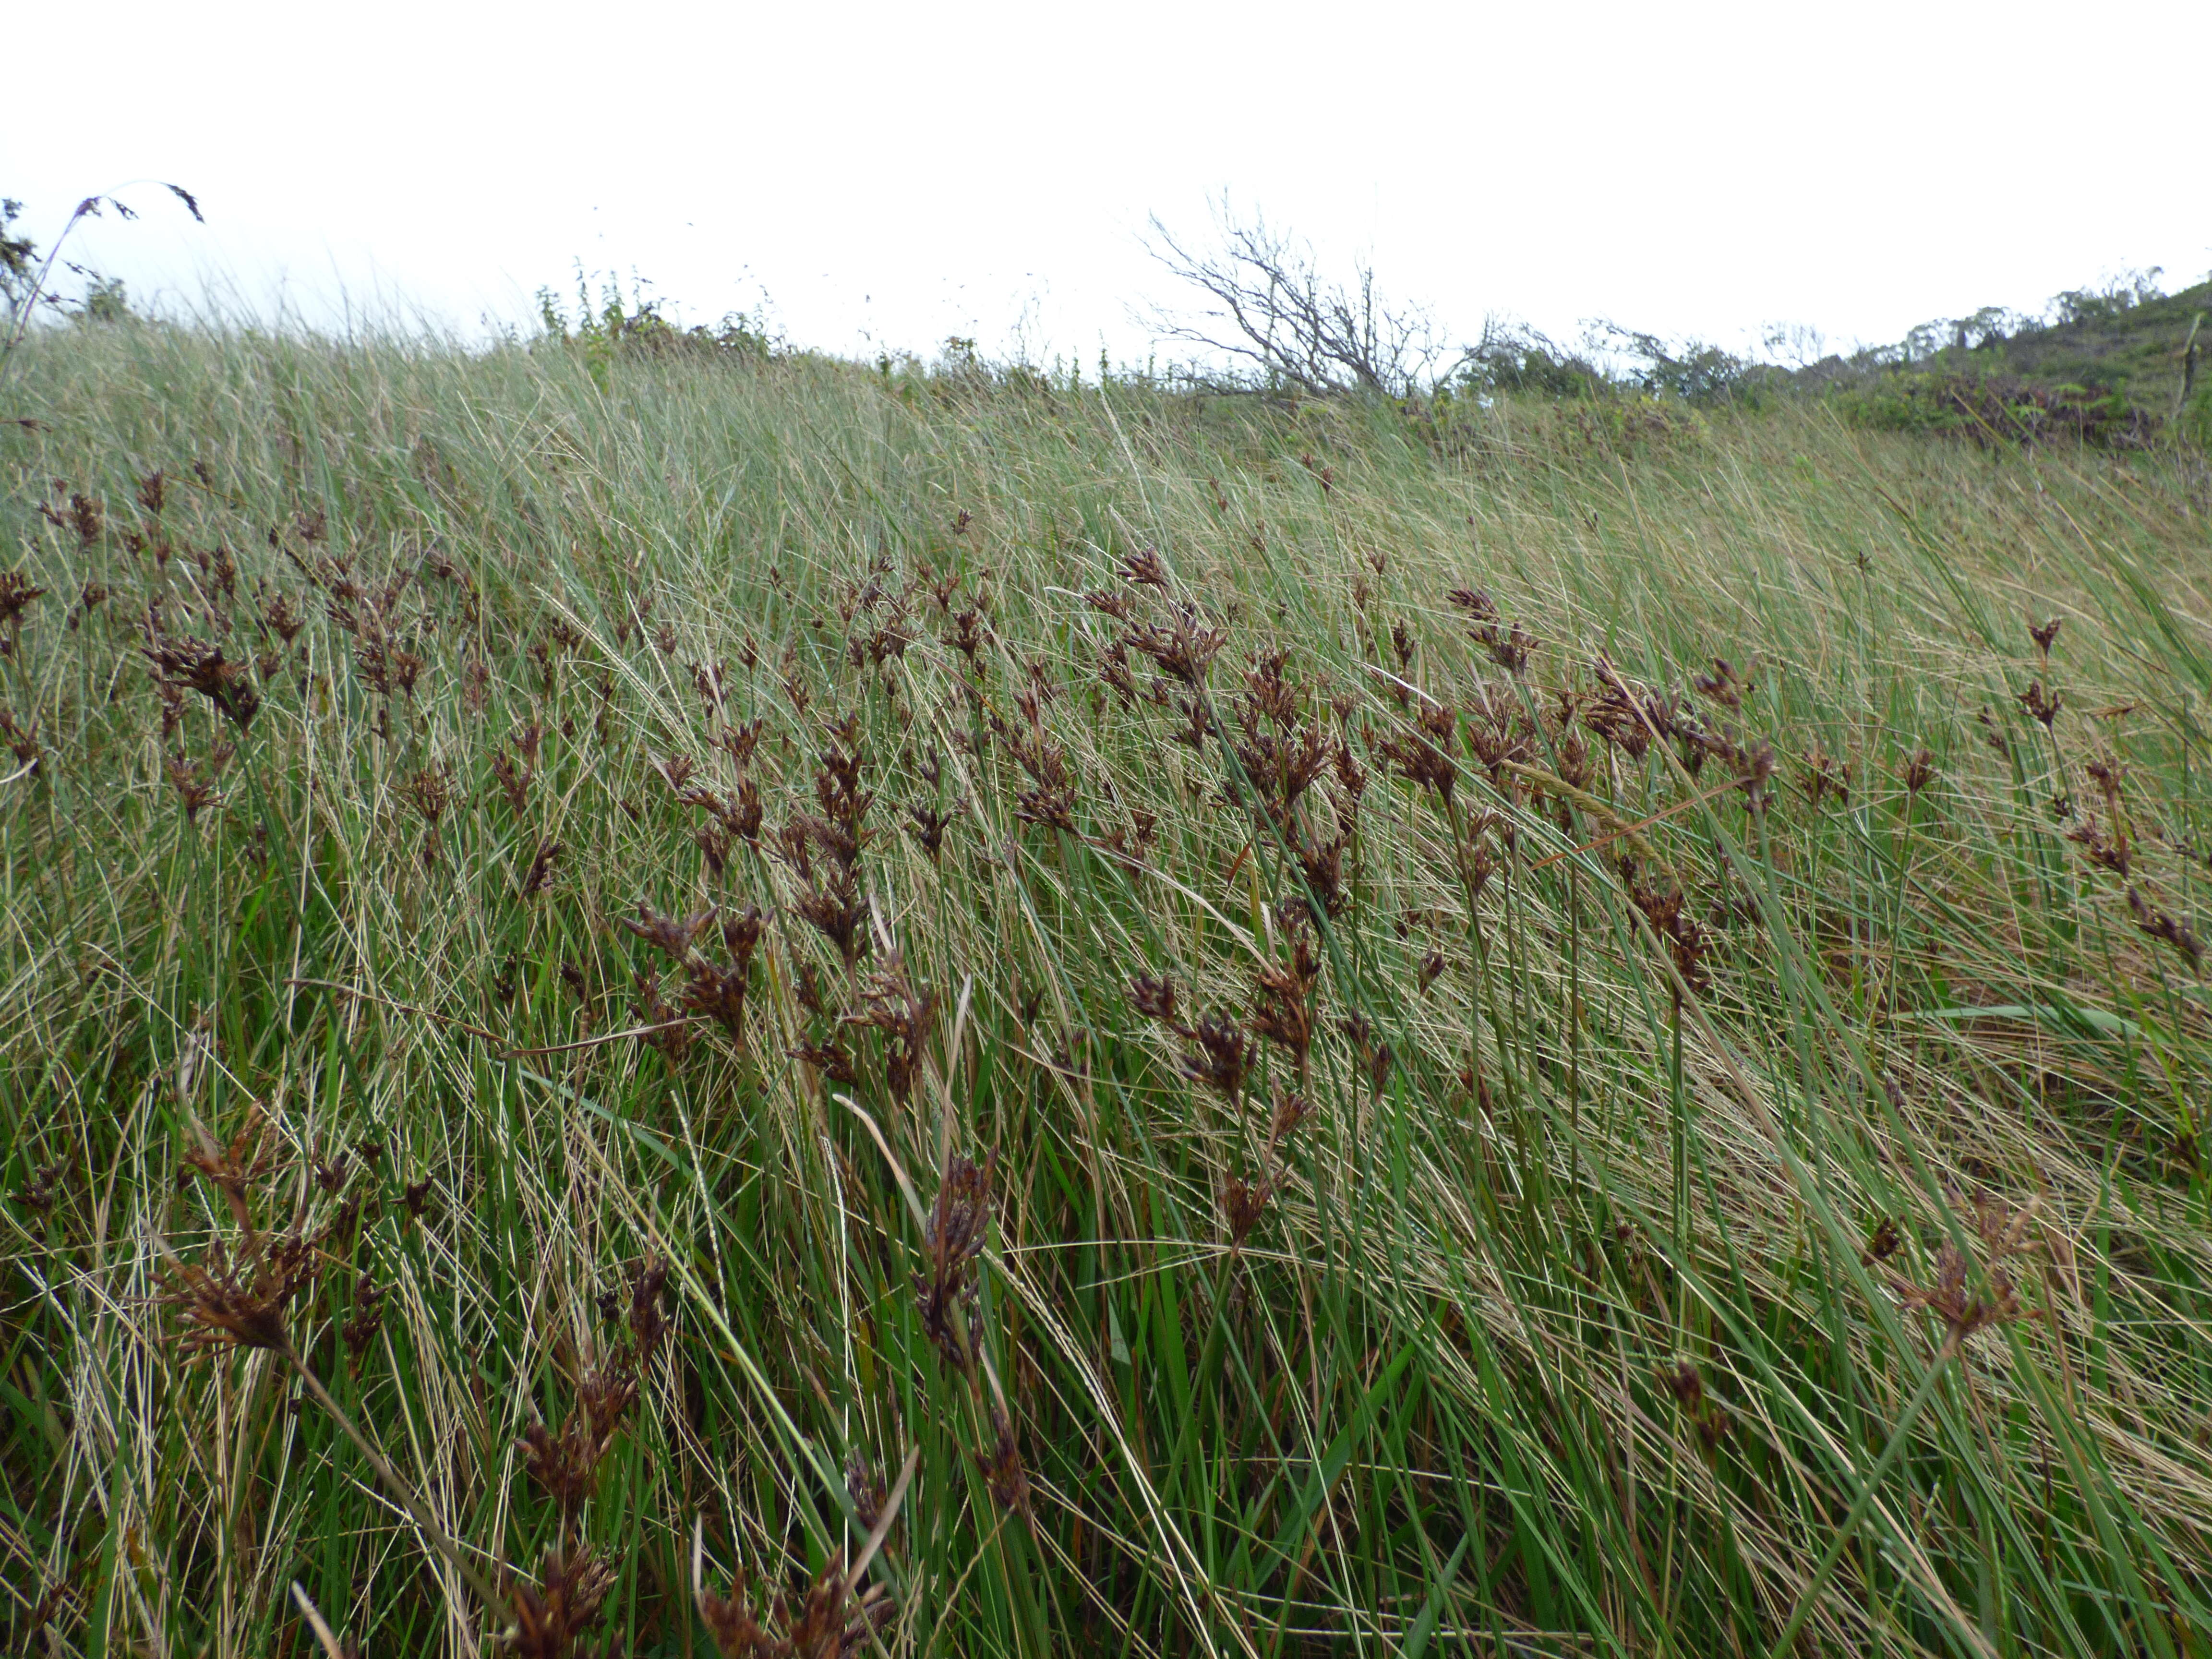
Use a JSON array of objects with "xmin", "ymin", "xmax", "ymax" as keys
[{"xmin": 1140, "ymin": 198, "xmax": 1454, "ymax": 398}]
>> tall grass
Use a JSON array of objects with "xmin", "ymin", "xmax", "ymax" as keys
[{"xmin": 2, "ymin": 321, "xmax": 2209, "ymax": 1657}]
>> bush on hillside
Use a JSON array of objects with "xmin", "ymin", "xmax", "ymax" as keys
[
  {"xmin": 1839, "ymin": 369, "xmax": 2161, "ymax": 448},
  {"xmin": 1454, "ymin": 321, "xmax": 1611, "ymax": 398},
  {"xmin": 535, "ymin": 267, "xmax": 775, "ymax": 380},
  {"xmin": 1596, "ymin": 323, "xmax": 1793, "ymax": 407}
]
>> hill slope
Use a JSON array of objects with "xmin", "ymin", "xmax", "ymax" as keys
[
  {"xmin": 2, "ymin": 328, "xmax": 2210, "ymax": 1657},
  {"xmin": 1966, "ymin": 276, "xmax": 2212, "ymax": 405}
]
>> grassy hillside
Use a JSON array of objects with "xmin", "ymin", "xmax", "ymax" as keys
[
  {"xmin": 1968, "ymin": 279, "xmax": 2211, "ymax": 407},
  {"xmin": 2, "ymin": 324, "xmax": 2211, "ymax": 1658},
  {"xmin": 1800, "ymin": 277, "xmax": 2212, "ymax": 447}
]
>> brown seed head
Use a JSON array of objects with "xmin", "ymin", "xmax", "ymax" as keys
[
  {"xmin": 947, "ymin": 606, "xmax": 990, "ymax": 678},
  {"xmin": 12, "ymin": 1160, "xmax": 65, "ymax": 1214},
  {"xmin": 1222, "ymin": 1170, "xmax": 1274, "ymax": 1246},
  {"xmin": 1249, "ymin": 920, "xmax": 1322, "ymax": 1069},
  {"xmin": 633, "ymin": 969, "xmax": 694, "ymax": 1064},
  {"xmin": 1660, "ymin": 1360, "xmax": 1704, "ymax": 1409},
  {"xmin": 164, "ymin": 750, "xmax": 220, "ymax": 822},
  {"xmin": 1130, "ymin": 975, "xmax": 1181, "ymax": 1028},
  {"xmin": 1894, "ymin": 1242, "xmax": 2026, "ymax": 1349},
  {"xmin": 905, "ymin": 800, "xmax": 955, "ymax": 859},
  {"xmin": 1863, "ymin": 1216, "xmax": 1902, "ymax": 1265},
  {"xmin": 721, "ymin": 905, "xmax": 763, "ymax": 968},
  {"xmin": 652, "ymin": 752, "xmax": 698, "ymax": 795},
  {"xmin": 402, "ymin": 765, "xmax": 454, "ymax": 829},
  {"xmin": 0, "ymin": 572, "xmax": 48, "ymax": 656},
  {"xmin": 162, "ymin": 1235, "xmax": 314, "ymax": 1358},
  {"xmin": 679, "ymin": 955, "xmax": 752, "ymax": 1040},
  {"xmin": 2127, "ymin": 887, "xmax": 2204, "ymax": 969},
  {"xmin": 1370, "ymin": 703, "xmax": 1459, "ymax": 808},
  {"xmin": 788, "ymin": 1037, "xmax": 857, "ymax": 1084},
  {"xmin": 1388, "ymin": 618, "xmax": 1416, "ymax": 677},
  {"xmin": 505, "ymin": 1542, "xmax": 617, "ymax": 1659},
  {"xmin": 262, "ymin": 589, "xmax": 305, "ymax": 643},
  {"xmin": 1446, "ymin": 587, "xmax": 1498, "ymax": 624},
  {"xmin": 2084, "ymin": 754, "xmax": 2124, "ymax": 804},
  {"xmin": 844, "ymin": 955, "xmax": 938, "ymax": 1104},
  {"xmin": 975, "ymin": 1403, "xmax": 1032, "ymax": 1516},
  {"xmin": 2016, "ymin": 680, "xmax": 2062, "ymax": 731},
  {"xmin": 142, "ymin": 605, "xmax": 260, "ymax": 730},
  {"xmin": 1267, "ymin": 1086, "xmax": 1317, "ymax": 1149},
  {"xmin": 1178, "ymin": 1009, "xmax": 1249, "ymax": 1103},
  {"xmin": 846, "ymin": 1449, "xmax": 887, "ymax": 1535},
  {"xmin": 627, "ymin": 1254, "xmax": 671, "ymax": 1360},
  {"xmin": 1119, "ymin": 546, "xmax": 1169, "ymax": 589},
  {"xmin": 341, "ymin": 1271, "xmax": 384, "ymax": 1366},
  {"xmin": 1125, "ymin": 604, "xmax": 1227, "ymax": 688},
  {"xmin": 695, "ymin": 820, "xmax": 733, "ymax": 876},
  {"xmin": 913, "ymin": 1149, "xmax": 996, "ymax": 1374},
  {"xmin": 696, "ymin": 1567, "xmax": 780, "ymax": 1659},
  {"xmin": 518, "ymin": 839, "xmax": 565, "ymax": 899},
  {"xmin": 1736, "ymin": 738, "xmax": 1777, "ymax": 815},
  {"xmin": 1800, "ymin": 743, "xmax": 1851, "ymax": 806},
  {"xmin": 2066, "ymin": 818, "xmax": 2132, "ymax": 878},
  {"xmin": 179, "ymin": 1113, "xmax": 282, "ymax": 1227}
]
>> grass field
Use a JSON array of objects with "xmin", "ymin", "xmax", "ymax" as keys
[{"xmin": 2, "ymin": 322, "xmax": 2210, "ymax": 1657}]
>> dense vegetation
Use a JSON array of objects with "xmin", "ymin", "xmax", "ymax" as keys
[
  {"xmin": 2, "ymin": 319, "xmax": 2210, "ymax": 1658},
  {"xmin": 1803, "ymin": 276, "xmax": 2211, "ymax": 454},
  {"xmin": 1462, "ymin": 268, "xmax": 2212, "ymax": 451},
  {"xmin": 1892, "ymin": 274, "xmax": 2210, "ymax": 411}
]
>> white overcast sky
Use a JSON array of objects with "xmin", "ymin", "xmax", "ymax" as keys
[{"xmin": 7, "ymin": 0, "xmax": 2208, "ymax": 369}]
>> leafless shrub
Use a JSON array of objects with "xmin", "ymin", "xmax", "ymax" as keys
[{"xmin": 1143, "ymin": 200, "xmax": 1456, "ymax": 398}]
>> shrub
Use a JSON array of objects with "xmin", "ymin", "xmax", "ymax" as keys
[
  {"xmin": 1838, "ymin": 370, "xmax": 2159, "ymax": 449},
  {"xmin": 1455, "ymin": 323, "xmax": 1610, "ymax": 398},
  {"xmin": 535, "ymin": 266, "xmax": 774, "ymax": 384}
]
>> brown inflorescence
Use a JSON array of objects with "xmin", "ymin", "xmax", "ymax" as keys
[
  {"xmin": 1370, "ymin": 701, "xmax": 1459, "ymax": 808},
  {"xmin": 843, "ymin": 954, "xmax": 938, "ymax": 1105},
  {"xmin": 2127, "ymin": 887, "xmax": 2204, "ymax": 969},
  {"xmin": 162, "ymin": 1233, "xmax": 316, "ymax": 1358},
  {"xmin": 913, "ymin": 1149, "xmax": 995, "ymax": 1375},
  {"xmin": 0, "ymin": 570, "xmax": 46, "ymax": 659},
  {"xmin": 1249, "ymin": 911, "xmax": 1322, "ymax": 1078},
  {"xmin": 518, "ymin": 839, "xmax": 565, "ymax": 899},
  {"xmin": 504, "ymin": 1542, "xmax": 620, "ymax": 1659},
  {"xmin": 1626, "ymin": 863, "xmax": 1710, "ymax": 996},
  {"xmin": 1221, "ymin": 1083, "xmax": 1319, "ymax": 1249},
  {"xmin": 775, "ymin": 718, "xmax": 875, "ymax": 967},
  {"xmin": 519, "ymin": 1256, "xmax": 671, "ymax": 1528},
  {"xmin": 974, "ymin": 1402, "xmax": 1031, "ymax": 1516},
  {"xmin": 620, "ymin": 901, "xmax": 762, "ymax": 1046},
  {"xmin": 697, "ymin": 1551, "xmax": 893, "ymax": 1659},
  {"xmin": 142, "ymin": 601, "xmax": 260, "ymax": 730},
  {"xmin": 1178, "ymin": 1010, "xmax": 1249, "ymax": 1104},
  {"xmin": 2017, "ymin": 680, "xmax": 2062, "ymax": 731}
]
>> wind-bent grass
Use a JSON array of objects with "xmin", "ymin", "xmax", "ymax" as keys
[{"xmin": 2, "ymin": 323, "xmax": 2209, "ymax": 1657}]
